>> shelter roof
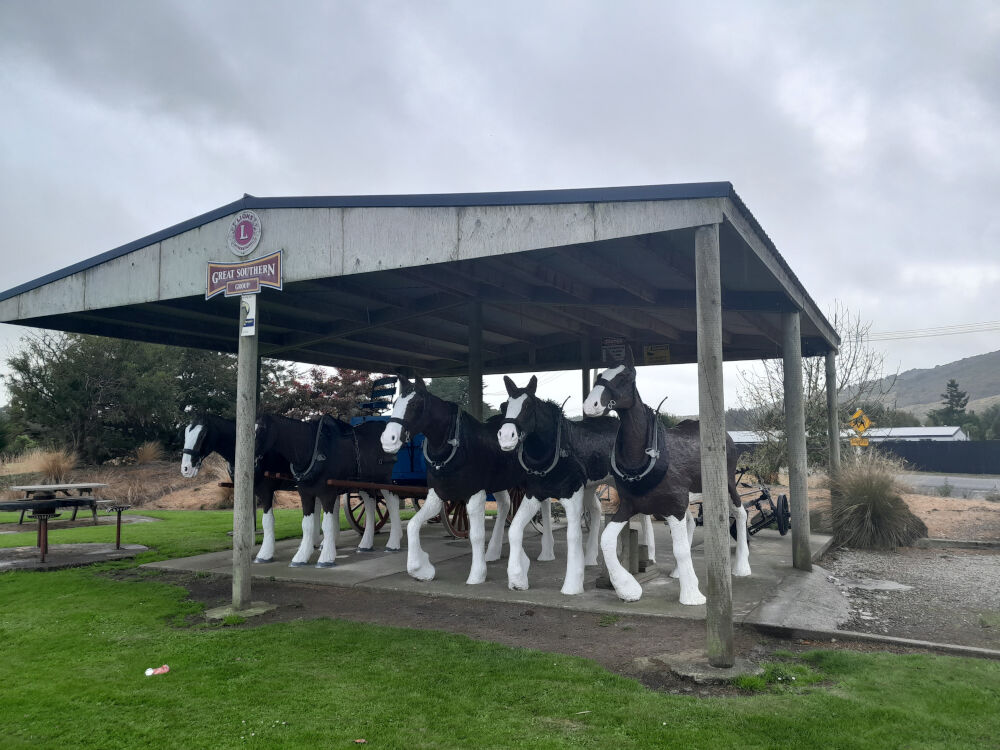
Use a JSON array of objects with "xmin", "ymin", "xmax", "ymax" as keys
[{"xmin": 0, "ymin": 182, "xmax": 839, "ymax": 375}]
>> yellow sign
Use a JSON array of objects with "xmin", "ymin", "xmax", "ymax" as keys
[
  {"xmin": 848, "ymin": 408, "xmax": 872, "ymax": 435},
  {"xmin": 850, "ymin": 437, "xmax": 869, "ymax": 447},
  {"xmin": 643, "ymin": 344, "xmax": 670, "ymax": 366}
]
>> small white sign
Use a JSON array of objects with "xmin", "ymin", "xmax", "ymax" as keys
[{"xmin": 240, "ymin": 295, "xmax": 257, "ymax": 337}]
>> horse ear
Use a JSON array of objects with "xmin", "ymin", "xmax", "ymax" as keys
[
  {"xmin": 503, "ymin": 375, "xmax": 517, "ymax": 396},
  {"xmin": 527, "ymin": 375, "xmax": 537, "ymax": 395},
  {"xmin": 415, "ymin": 376, "xmax": 428, "ymax": 392},
  {"xmin": 624, "ymin": 346, "xmax": 635, "ymax": 368}
]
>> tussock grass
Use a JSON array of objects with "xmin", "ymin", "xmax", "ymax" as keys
[
  {"xmin": 831, "ymin": 450, "xmax": 928, "ymax": 549},
  {"xmin": 20, "ymin": 447, "xmax": 78, "ymax": 483},
  {"xmin": 134, "ymin": 441, "xmax": 164, "ymax": 464}
]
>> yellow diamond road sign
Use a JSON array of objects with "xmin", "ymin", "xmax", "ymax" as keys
[{"xmin": 849, "ymin": 409, "xmax": 872, "ymax": 435}]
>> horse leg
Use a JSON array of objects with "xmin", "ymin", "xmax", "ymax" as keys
[
  {"xmin": 407, "ymin": 489, "xmax": 442, "ymax": 581},
  {"xmin": 731, "ymin": 488, "xmax": 751, "ymax": 577},
  {"xmin": 667, "ymin": 514, "xmax": 706, "ymax": 605},
  {"xmin": 311, "ymin": 497, "xmax": 323, "ymax": 549},
  {"xmin": 357, "ymin": 490, "xmax": 377, "ymax": 551},
  {"xmin": 485, "ymin": 490, "xmax": 509, "ymax": 562},
  {"xmin": 254, "ymin": 488, "xmax": 276, "ymax": 563},
  {"xmin": 466, "ymin": 490, "xmax": 488, "ymax": 585},
  {"xmin": 560, "ymin": 489, "xmax": 585, "ymax": 596},
  {"xmin": 600, "ymin": 517, "xmax": 643, "ymax": 602},
  {"xmin": 382, "ymin": 490, "xmax": 402, "ymax": 551},
  {"xmin": 672, "ymin": 495, "xmax": 699, "ymax": 578},
  {"xmin": 290, "ymin": 494, "xmax": 318, "ymax": 567},
  {"xmin": 537, "ymin": 498, "xmax": 556, "ymax": 562},
  {"xmin": 316, "ymin": 495, "xmax": 340, "ymax": 568},
  {"xmin": 583, "ymin": 484, "xmax": 602, "ymax": 567},
  {"xmin": 639, "ymin": 513, "xmax": 656, "ymax": 563},
  {"xmin": 507, "ymin": 495, "xmax": 540, "ymax": 590}
]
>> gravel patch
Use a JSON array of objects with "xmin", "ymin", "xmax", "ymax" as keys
[{"xmin": 822, "ymin": 546, "xmax": 1000, "ymax": 650}]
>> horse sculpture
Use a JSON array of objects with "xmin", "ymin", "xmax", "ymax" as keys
[
  {"xmin": 180, "ymin": 413, "xmax": 301, "ymax": 563},
  {"xmin": 255, "ymin": 413, "xmax": 402, "ymax": 567},
  {"xmin": 380, "ymin": 376, "xmax": 550, "ymax": 585},
  {"xmin": 497, "ymin": 375, "xmax": 619, "ymax": 595},
  {"xmin": 582, "ymin": 349, "xmax": 751, "ymax": 605}
]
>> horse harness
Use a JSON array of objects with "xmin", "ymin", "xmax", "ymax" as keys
[
  {"xmin": 421, "ymin": 403, "xmax": 463, "ymax": 472},
  {"xmin": 505, "ymin": 409, "xmax": 587, "ymax": 479},
  {"xmin": 610, "ymin": 405, "xmax": 665, "ymax": 485}
]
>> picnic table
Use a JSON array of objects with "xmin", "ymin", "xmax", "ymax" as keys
[{"xmin": 8, "ymin": 483, "xmax": 107, "ymax": 525}]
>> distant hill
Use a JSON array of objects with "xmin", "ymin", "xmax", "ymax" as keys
[{"xmin": 876, "ymin": 350, "xmax": 1000, "ymax": 419}]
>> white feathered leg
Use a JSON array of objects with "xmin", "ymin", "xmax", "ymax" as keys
[
  {"xmin": 407, "ymin": 490, "xmax": 441, "ymax": 581},
  {"xmin": 254, "ymin": 509, "xmax": 276, "ymax": 563},
  {"xmin": 290, "ymin": 508, "xmax": 317, "ymax": 567},
  {"xmin": 667, "ymin": 514, "xmax": 706, "ymax": 605},
  {"xmin": 583, "ymin": 484, "xmax": 603, "ymax": 566},
  {"xmin": 486, "ymin": 490, "xmax": 510, "ymax": 562},
  {"xmin": 560, "ymin": 489, "xmax": 585, "ymax": 595},
  {"xmin": 732, "ymin": 502, "xmax": 751, "ymax": 577},
  {"xmin": 507, "ymin": 496, "xmax": 540, "ymax": 590},
  {"xmin": 357, "ymin": 491, "xmax": 377, "ymax": 551},
  {"xmin": 640, "ymin": 513, "xmax": 656, "ymax": 563},
  {"xmin": 316, "ymin": 508, "xmax": 339, "ymax": 567},
  {"xmin": 537, "ymin": 498, "xmax": 556, "ymax": 561},
  {"xmin": 383, "ymin": 491, "xmax": 402, "ymax": 551},
  {"xmin": 601, "ymin": 521, "xmax": 643, "ymax": 601},
  {"xmin": 466, "ymin": 491, "xmax": 488, "ymax": 584}
]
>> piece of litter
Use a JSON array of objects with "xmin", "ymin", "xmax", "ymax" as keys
[
  {"xmin": 354, "ymin": 740, "xmax": 367, "ymax": 745},
  {"xmin": 575, "ymin": 711, "xmax": 591, "ymax": 715},
  {"xmin": 144, "ymin": 664, "xmax": 170, "ymax": 676}
]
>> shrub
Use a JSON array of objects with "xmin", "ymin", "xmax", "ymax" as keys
[
  {"xmin": 831, "ymin": 450, "xmax": 927, "ymax": 549},
  {"xmin": 22, "ymin": 448, "xmax": 78, "ymax": 483},
  {"xmin": 135, "ymin": 441, "xmax": 164, "ymax": 464}
]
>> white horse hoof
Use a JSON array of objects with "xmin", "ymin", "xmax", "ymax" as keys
[
  {"xmin": 537, "ymin": 552, "xmax": 556, "ymax": 562},
  {"xmin": 315, "ymin": 561, "xmax": 336, "ymax": 569},
  {"xmin": 680, "ymin": 590, "xmax": 707, "ymax": 606},
  {"xmin": 289, "ymin": 561, "xmax": 309, "ymax": 568},
  {"xmin": 508, "ymin": 575, "xmax": 529, "ymax": 591},
  {"xmin": 253, "ymin": 557, "xmax": 274, "ymax": 564},
  {"xmin": 669, "ymin": 567, "xmax": 680, "ymax": 579},
  {"xmin": 615, "ymin": 582, "xmax": 643, "ymax": 602},
  {"xmin": 560, "ymin": 584, "xmax": 584, "ymax": 596},
  {"xmin": 733, "ymin": 562, "xmax": 752, "ymax": 577},
  {"xmin": 466, "ymin": 574, "xmax": 486, "ymax": 585},
  {"xmin": 485, "ymin": 551, "xmax": 501, "ymax": 563},
  {"xmin": 408, "ymin": 562, "xmax": 435, "ymax": 581}
]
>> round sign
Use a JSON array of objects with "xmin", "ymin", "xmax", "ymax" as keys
[{"xmin": 228, "ymin": 210, "xmax": 262, "ymax": 257}]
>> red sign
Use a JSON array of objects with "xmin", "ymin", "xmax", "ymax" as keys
[{"xmin": 206, "ymin": 251, "xmax": 283, "ymax": 299}]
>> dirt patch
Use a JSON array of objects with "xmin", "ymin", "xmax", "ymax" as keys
[{"xmin": 142, "ymin": 570, "xmax": 955, "ymax": 696}]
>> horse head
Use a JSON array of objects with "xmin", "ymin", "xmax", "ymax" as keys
[
  {"xmin": 497, "ymin": 375, "xmax": 539, "ymax": 451},
  {"xmin": 180, "ymin": 413, "xmax": 210, "ymax": 477},
  {"xmin": 583, "ymin": 347, "xmax": 639, "ymax": 416},
  {"xmin": 381, "ymin": 375, "xmax": 428, "ymax": 454}
]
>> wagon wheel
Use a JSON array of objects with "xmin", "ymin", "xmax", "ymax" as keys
[
  {"xmin": 345, "ymin": 492, "xmax": 389, "ymax": 535},
  {"xmin": 529, "ymin": 501, "xmax": 591, "ymax": 534},
  {"xmin": 440, "ymin": 500, "xmax": 470, "ymax": 538}
]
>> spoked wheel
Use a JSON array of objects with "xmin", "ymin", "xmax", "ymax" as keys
[
  {"xmin": 529, "ymin": 502, "xmax": 591, "ymax": 535},
  {"xmin": 345, "ymin": 493, "xmax": 388, "ymax": 535},
  {"xmin": 440, "ymin": 500, "xmax": 470, "ymax": 538}
]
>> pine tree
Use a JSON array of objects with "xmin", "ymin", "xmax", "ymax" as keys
[{"xmin": 927, "ymin": 379, "xmax": 969, "ymax": 426}]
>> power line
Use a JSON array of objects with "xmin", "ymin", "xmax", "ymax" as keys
[{"xmin": 865, "ymin": 320, "xmax": 1000, "ymax": 342}]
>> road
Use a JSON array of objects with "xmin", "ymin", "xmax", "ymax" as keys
[{"xmin": 899, "ymin": 473, "xmax": 1000, "ymax": 498}]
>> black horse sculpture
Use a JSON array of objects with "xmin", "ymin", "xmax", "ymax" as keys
[
  {"xmin": 582, "ymin": 350, "xmax": 750, "ymax": 605},
  {"xmin": 180, "ymin": 413, "xmax": 298, "ymax": 563},
  {"xmin": 380, "ymin": 376, "xmax": 544, "ymax": 584},
  {"xmin": 497, "ymin": 375, "xmax": 619, "ymax": 595},
  {"xmin": 255, "ymin": 413, "xmax": 402, "ymax": 567}
]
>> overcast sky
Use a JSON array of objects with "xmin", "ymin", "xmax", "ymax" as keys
[{"xmin": 1, "ymin": 1, "xmax": 998, "ymax": 415}]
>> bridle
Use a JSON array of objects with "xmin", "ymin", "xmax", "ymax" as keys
[
  {"xmin": 181, "ymin": 422, "xmax": 208, "ymax": 468},
  {"xmin": 595, "ymin": 373, "xmax": 630, "ymax": 412}
]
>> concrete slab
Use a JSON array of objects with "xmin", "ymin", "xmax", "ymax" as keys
[
  {"xmin": 144, "ymin": 519, "xmax": 841, "ymax": 629},
  {"xmin": 0, "ymin": 543, "xmax": 149, "ymax": 572}
]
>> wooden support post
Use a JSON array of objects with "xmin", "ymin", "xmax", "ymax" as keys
[
  {"xmin": 233, "ymin": 295, "xmax": 258, "ymax": 610},
  {"xmin": 825, "ymin": 350, "xmax": 841, "ymax": 481},
  {"xmin": 783, "ymin": 311, "xmax": 812, "ymax": 571},
  {"xmin": 695, "ymin": 223, "xmax": 734, "ymax": 668},
  {"xmin": 581, "ymin": 337, "xmax": 592, "ymax": 403},
  {"xmin": 468, "ymin": 301, "xmax": 483, "ymax": 420}
]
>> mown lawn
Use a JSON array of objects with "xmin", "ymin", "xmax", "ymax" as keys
[{"xmin": 0, "ymin": 511, "xmax": 998, "ymax": 749}]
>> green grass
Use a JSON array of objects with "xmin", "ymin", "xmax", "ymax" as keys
[{"xmin": 1, "ymin": 513, "xmax": 999, "ymax": 748}]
